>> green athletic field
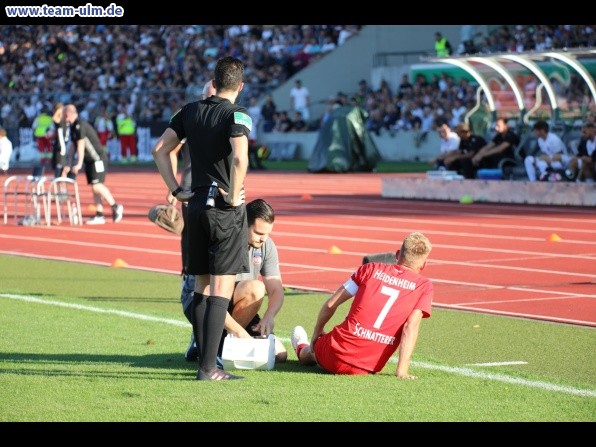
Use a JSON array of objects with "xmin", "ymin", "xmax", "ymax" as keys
[{"xmin": 0, "ymin": 255, "xmax": 594, "ymax": 422}]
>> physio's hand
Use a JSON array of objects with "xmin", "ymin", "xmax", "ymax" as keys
[
  {"xmin": 253, "ymin": 315, "xmax": 275, "ymax": 337},
  {"xmin": 237, "ymin": 329, "xmax": 252, "ymax": 338}
]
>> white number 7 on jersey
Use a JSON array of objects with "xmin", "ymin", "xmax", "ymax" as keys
[{"xmin": 372, "ymin": 286, "xmax": 400, "ymax": 329}]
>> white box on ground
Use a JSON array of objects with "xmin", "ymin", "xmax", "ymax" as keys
[
  {"xmin": 221, "ymin": 334, "xmax": 276, "ymax": 370},
  {"xmin": 426, "ymin": 170, "xmax": 464, "ymax": 180}
]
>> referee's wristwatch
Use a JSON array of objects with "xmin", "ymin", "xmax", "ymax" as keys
[{"xmin": 171, "ymin": 186, "xmax": 183, "ymax": 197}]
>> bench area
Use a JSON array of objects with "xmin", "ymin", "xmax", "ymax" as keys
[{"xmin": 381, "ymin": 177, "xmax": 596, "ymax": 207}]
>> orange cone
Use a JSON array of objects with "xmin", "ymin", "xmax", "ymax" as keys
[
  {"xmin": 548, "ymin": 233, "xmax": 562, "ymax": 242},
  {"xmin": 87, "ymin": 204, "xmax": 97, "ymax": 213},
  {"xmin": 111, "ymin": 258, "xmax": 128, "ymax": 268},
  {"xmin": 300, "ymin": 193, "xmax": 312, "ymax": 201},
  {"xmin": 328, "ymin": 245, "xmax": 343, "ymax": 254}
]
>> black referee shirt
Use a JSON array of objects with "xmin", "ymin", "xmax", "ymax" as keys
[
  {"xmin": 168, "ymin": 96, "xmax": 252, "ymax": 192},
  {"xmin": 69, "ymin": 118, "xmax": 105, "ymax": 162}
]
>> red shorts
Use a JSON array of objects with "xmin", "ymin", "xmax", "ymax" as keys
[{"xmin": 312, "ymin": 334, "xmax": 371, "ymax": 375}]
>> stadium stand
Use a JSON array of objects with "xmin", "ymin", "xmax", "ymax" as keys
[{"xmin": 1, "ymin": 24, "xmax": 594, "ymax": 180}]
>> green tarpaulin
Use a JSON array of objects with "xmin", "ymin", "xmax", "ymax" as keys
[{"xmin": 308, "ymin": 106, "xmax": 381, "ymax": 173}]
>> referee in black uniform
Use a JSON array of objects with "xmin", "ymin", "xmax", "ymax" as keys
[{"xmin": 152, "ymin": 56, "xmax": 251, "ymax": 380}]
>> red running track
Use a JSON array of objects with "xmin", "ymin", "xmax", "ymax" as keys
[{"xmin": 2, "ymin": 168, "xmax": 595, "ymax": 327}]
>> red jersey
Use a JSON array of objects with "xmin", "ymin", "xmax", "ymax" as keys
[{"xmin": 326, "ymin": 262, "xmax": 433, "ymax": 373}]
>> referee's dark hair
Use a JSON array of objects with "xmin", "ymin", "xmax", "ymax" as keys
[
  {"xmin": 214, "ymin": 56, "xmax": 244, "ymax": 92},
  {"xmin": 246, "ymin": 198, "xmax": 275, "ymax": 226}
]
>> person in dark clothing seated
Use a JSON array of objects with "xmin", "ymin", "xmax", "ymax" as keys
[
  {"xmin": 446, "ymin": 122, "xmax": 487, "ymax": 179},
  {"xmin": 471, "ymin": 117, "xmax": 519, "ymax": 177}
]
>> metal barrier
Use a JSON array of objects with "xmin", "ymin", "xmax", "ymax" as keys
[
  {"xmin": 46, "ymin": 177, "xmax": 82, "ymax": 226},
  {"xmin": 2, "ymin": 166, "xmax": 47, "ymax": 225}
]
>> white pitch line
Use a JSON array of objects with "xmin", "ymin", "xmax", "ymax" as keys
[
  {"xmin": 466, "ymin": 361, "xmax": 528, "ymax": 366},
  {"xmin": 0, "ymin": 293, "xmax": 190, "ymax": 328},
  {"xmin": 388, "ymin": 359, "xmax": 595, "ymax": 398},
  {"xmin": 2, "ymin": 292, "xmax": 594, "ymax": 398}
]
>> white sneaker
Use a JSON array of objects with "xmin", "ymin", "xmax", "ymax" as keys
[
  {"xmin": 291, "ymin": 325, "xmax": 309, "ymax": 354},
  {"xmin": 86, "ymin": 215, "xmax": 106, "ymax": 225},
  {"xmin": 112, "ymin": 204, "xmax": 124, "ymax": 223}
]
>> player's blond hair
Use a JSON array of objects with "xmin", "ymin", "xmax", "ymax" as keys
[{"xmin": 398, "ymin": 232, "xmax": 432, "ymax": 269}]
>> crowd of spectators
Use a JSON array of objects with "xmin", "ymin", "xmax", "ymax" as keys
[
  {"xmin": 258, "ymin": 25, "xmax": 595, "ymax": 137},
  {"xmin": 456, "ymin": 25, "xmax": 595, "ymax": 55},
  {"xmin": 0, "ymin": 24, "xmax": 594, "ymax": 149},
  {"xmin": 0, "ymin": 24, "xmax": 361, "ymax": 143},
  {"xmin": 260, "ymin": 74, "xmax": 484, "ymax": 137}
]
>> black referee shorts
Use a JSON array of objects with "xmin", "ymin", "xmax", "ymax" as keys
[
  {"xmin": 84, "ymin": 152, "xmax": 108, "ymax": 185},
  {"xmin": 187, "ymin": 192, "xmax": 249, "ymax": 276}
]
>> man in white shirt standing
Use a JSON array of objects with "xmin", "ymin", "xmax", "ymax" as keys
[
  {"xmin": 524, "ymin": 120, "xmax": 568, "ymax": 181},
  {"xmin": 290, "ymin": 79, "xmax": 310, "ymax": 122},
  {"xmin": 0, "ymin": 126, "xmax": 13, "ymax": 174}
]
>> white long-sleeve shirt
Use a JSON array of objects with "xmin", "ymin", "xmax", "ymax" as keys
[
  {"xmin": 0, "ymin": 135, "xmax": 13, "ymax": 171},
  {"xmin": 537, "ymin": 132, "xmax": 567, "ymax": 157}
]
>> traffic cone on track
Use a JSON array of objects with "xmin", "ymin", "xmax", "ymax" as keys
[{"xmin": 111, "ymin": 258, "xmax": 128, "ymax": 268}]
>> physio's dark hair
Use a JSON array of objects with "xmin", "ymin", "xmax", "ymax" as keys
[
  {"xmin": 246, "ymin": 198, "xmax": 275, "ymax": 226},
  {"xmin": 214, "ymin": 56, "xmax": 244, "ymax": 92}
]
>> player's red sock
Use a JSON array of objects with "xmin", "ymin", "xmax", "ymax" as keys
[{"xmin": 296, "ymin": 343, "xmax": 309, "ymax": 358}]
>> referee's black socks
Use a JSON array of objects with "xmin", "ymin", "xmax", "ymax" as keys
[{"xmin": 199, "ymin": 296, "xmax": 229, "ymax": 371}]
